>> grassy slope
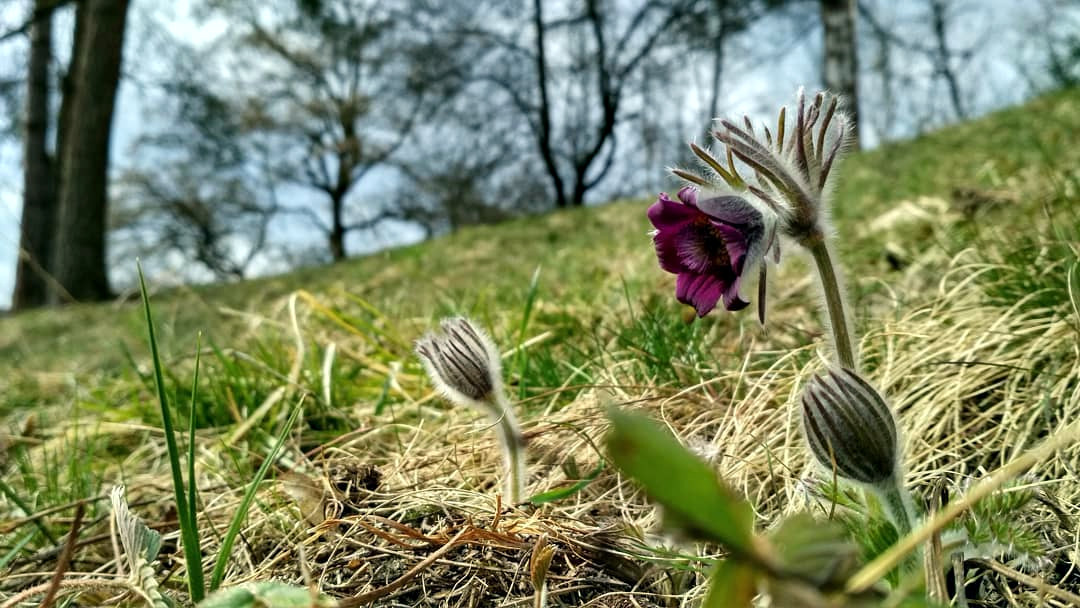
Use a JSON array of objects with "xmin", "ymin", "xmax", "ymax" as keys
[
  {"xmin": 1, "ymin": 89, "xmax": 1079, "ymax": 605},
  {"xmin": 5, "ymin": 89, "xmax": 1078, "ymax": 376}
]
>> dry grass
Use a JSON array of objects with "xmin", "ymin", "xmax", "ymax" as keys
[
  {"xmin": 7, "ymin": 223, "xmax": 1078, "ymax": 606},
  {"xmin": 3, "ymin": 90, "xmax": 1080, "ymax": 606}
]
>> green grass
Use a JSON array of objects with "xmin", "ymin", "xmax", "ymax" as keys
[{"xmin": 1, "ymin": 88, "xmax": 1080, "ymax": 606}]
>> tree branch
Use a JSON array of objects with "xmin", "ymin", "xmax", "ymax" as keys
[{"xmin": 0, "ymin": 0, "xmax": 74, "ymax": 44}]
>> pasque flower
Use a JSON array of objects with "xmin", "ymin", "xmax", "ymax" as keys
[
  {"xmin": 652, "ymin": 89, "xmax": 850, "ymax": 323},
  {"xmin": 666, "ymin": 89, "xmax": 858, "ymax": 367},
  {"xmin": 801, "ymin": 367, "xmax": 915, "ymax": 535},
  {"xmin": 648, "ymin": 186, "xmax": 778, "ymax": 319},
  {"xmin": 416, "ymin": 317, "xmax": 503, "ymax": 406},
  {"xmin": 801, "ymin": 367, "xmax": 898, "ymax": 486},
  {"xmin": 416, "ymin": 317, "xmax": 527, "ymax": 504}
]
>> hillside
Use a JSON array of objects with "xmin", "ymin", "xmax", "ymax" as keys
[{"xmin": 1, "ymin": 89, "xmax": 1079, "ymax": 606}]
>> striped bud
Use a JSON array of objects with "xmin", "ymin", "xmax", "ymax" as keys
[
  {"xmin": 416, "ymin": 317, "xmax": 526, "ymax": 503},
  {"xmin": 416, "ymin": 317, "xmax": 503, "ymax": 407},
  {"xmin": 801, "ymin": 368, "xmax": 899, "ymax": 486}
]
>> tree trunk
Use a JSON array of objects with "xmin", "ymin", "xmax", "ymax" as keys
[
  {"xmin": 571, "ymin": 175, "xmax": 587, "ymax": 209},
  {"xmin": 532, "ymin": 0, "xmax": 568, "ymax": 209},
  {"xmin": 12, "ymin": 0, "xmax": 56, "ymax": 311},
  {"xmin": 707, "ymin": 4, "xmax": 729, "ymax": 124},
  {"xmin": 929, "ymin": 0, "xmax": 965, "ymax": 120},
  {"xmin": 50, "ymin": 0, "xmax": 130, "ymax": 303},
  {"xmin": 821, "ymin": 0, "xmax": 860, "ymax": 148},
  {"xmin": 329, "ymin": 194, "xmax": 346, "ymax": 261}
]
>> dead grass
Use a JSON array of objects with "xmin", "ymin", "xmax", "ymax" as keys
[{"xmin": 2, "ymin": 90, "xmax": 1080, "ymax": 606}]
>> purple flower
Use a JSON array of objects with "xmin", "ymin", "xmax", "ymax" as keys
[{"xmin": 648, "ymin": 186, "xmax": 776, "ymax": 318}]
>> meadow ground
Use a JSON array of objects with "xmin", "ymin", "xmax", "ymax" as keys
[{"xmin": 1, "ymin": 89, "xmax": 1080, "ymax": 607}]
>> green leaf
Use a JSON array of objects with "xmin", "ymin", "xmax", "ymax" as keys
[
  {"xmin": 849, "ymin": 514, "xmax": 902, "ymax": 587},
  {"xmin": 703, "ymin": 560, "xmax": 756, "ymax": 608},
  {"xmin": 198, "ymin": 582, "xmax": 335, "ymax": 608},
  {"xmin": 770, "ymin": 513, "xmax": 858, "ymax": 588},
  {"xmin": 606, "ymin": 408, "xmax": 755, "ymax": 556},
  {"xmin": 197, "ymin": 587, "xmax": 255, "ymax": 608},
  {"xmin": 187, "ymin": 333, "xmax": 202, "ymax": 568},
  {"xmin": 528, "ymin": 462, "xmax": 604, "ymax": 505}
]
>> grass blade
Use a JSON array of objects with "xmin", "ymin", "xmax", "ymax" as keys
[
  {"xmin": 528, "ymin": 463, "xmax": 604, "ymax": 505},
  {"xmin": 0, "ymin": 478, "xmax": 57, "ymax": 544},
  {"xmin": 138, "ymin": 263, "xmax": 205, "ymax": 602},
  {"xmin": 187, "ymin": 333, "xmax": 202, "ymax": 577},
  {"xmin": 0, "ymin": 530, "xmax": 37, "ymax": 571},
  {"xmin": 514, "ymin": 266, "xmax": 542, "ymax": 399},
  {"xmin": 209, "ymin": 397, "xmax": 304, "ymax": 590}
]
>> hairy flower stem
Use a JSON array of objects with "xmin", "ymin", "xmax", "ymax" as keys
[
  {"xmin": 805, "ymin": 231, "xmax": 920, "ymax": 540},
  {"xmin": 878, "ymin": 479, "xmax": 916, "ymax": 538},
  {"xmin": 493, "ymin": 394, "xmax": 527, "ymax": 505},
  {"xmin": 806, "ymin": 233, "xmax": 857, "ymax": 370}
]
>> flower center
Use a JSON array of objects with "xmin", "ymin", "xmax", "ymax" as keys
[{"xmin": 696, "ymin": 218, "xmax": 732, "ymax": 268}]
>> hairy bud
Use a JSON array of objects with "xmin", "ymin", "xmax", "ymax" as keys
[
  {"xmin": 416, "ymin": 317, "xmax": 526, "ymax": 504},
  {"xmin": 416, "ymin": 317, "xmax": 503, "ymax": 408},
  {"xmin": 801, "ymin": 368, "xmax": 899, "ymax": 486}
]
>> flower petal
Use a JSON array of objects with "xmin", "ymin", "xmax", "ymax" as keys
[
  {"xmin": 669, "ymin": 218, "xmax": 748, "ymax": 275},
  {"xmin": 676, "ymin": 272, "xmax": 726, "ymax": 317},
  {"xmin": 695, "ymin": 195, "xmax": 763, "ymax": 228},
  {"xmin": 722, "ymin": 275, "xmax": 749, "ymax": 311},
  {"xmin": 653, "ymin": 228, "xmax": 686, "ymax": 274},
  {"xmin": 648, "ymin": 192, "xmax": 700, "ymax": 231},
  {"xmin": 649, "ymin": 193, "xmax": 703, "ymax": 274},
  {"xmin": 676, "ymin": 186, "xmax": 698, "ymax": 207}
]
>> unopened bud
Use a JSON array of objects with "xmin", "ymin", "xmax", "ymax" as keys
[
  {"xmin": 416, "ymin": 317, "xmax": 526, "ymax": 503},
  {"xmin": 801, "ymin": 368, "xmax": 899, "ymax": 486},
  {"xmin": 415, "ymin": 317, "xmax": 503, "ymax": 407}
]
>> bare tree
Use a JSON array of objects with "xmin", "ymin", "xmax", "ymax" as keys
[
  {"xmin": 196, "ymin": 0, "xmax": 457, "ymax": 261},
  {"xmin": 821, "ymin": 0, "xmax": 860, "ymax": 147},
  {"xmin": 114, "ymin": 47, "xmax": 282, "ymax": 282},
  {"xmin": 11, "ymin": 0, "xmax": 56, "ymax": 310},
  {"xmin": 458, "ymin": 0, "xmax": 706, "ymax": 208},
  {"xmin": 392, "ymin": 118, "xmax": 545, "ymax": 235},
  {"xmin": 927, "ymin": 0, "xmax": 966, "ymax": 119},
  {"xmin": 1039, "ymin": 0, "xmax": 1080, "ymax": 87},
  {"xmin": 50, "ymin": 0, "xmax": 130, "ymax": 303},
  {"xmin": 857, "ymin": 0, "xmax": 994, "ymax": 132},
  {"xmin": 112, "ymin": 169, "xmax": 273, "ymax": 280}
]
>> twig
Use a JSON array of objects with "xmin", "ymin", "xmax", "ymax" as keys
[
  {"xmin": 337, "ymin": 527, "xmax": 470, "ymax": 607},
  {"xmin": 0, "ymin": 493, "xmax": 108, "ymax": 535},
  {"xmin": 0, "ymin": 1, "xmax": 76, "ymax": 53},
  {"xmin": 952, "ymin": 552, "xmax": 969, "ymax": 608},
  {"xmin": 38, "ymin": 503, "xmax": 84, "ymax": 608},
  {"xmin": 968, "ymin": 558, "xmax": 1080, "ymax": 606},
  {"xmin": 987, "ymin": 572, "xmax": 1021, "ymax": 608},
  {"xmin": 0, "ymin": 580, "xmax": 132, "ymax": 608}
]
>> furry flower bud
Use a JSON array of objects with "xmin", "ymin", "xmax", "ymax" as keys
[
  {"xmin": 415, "ymin": 317, "xmax": 503, "ymax": 408},
  {"xmin": 416, "ymin": 317, "xmax": 527, "ymax": 504},
  {"xmin": 801, "ymin": 368, "xmax": 899, "ymax": 486}
]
